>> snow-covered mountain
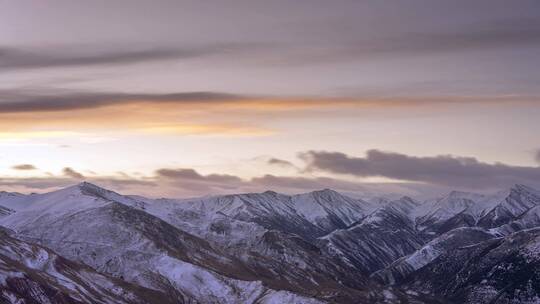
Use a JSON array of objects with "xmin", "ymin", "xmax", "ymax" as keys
[
  {"xmin": 318, "ymin": 198, "xmax": 425, "ymax": 275},
  {"xmin": 413, "ymin": 185, "xmax": 540, "ymax": 237},
  {"xmin": 0, "ymin": 229, "xmax": 177, "ymax": 304},
  {"xmin": 154, "ymin": 189, "xmax": 374, "ymax": 240},
  {"xmin": 0, "ymin": 182, "xmax": 539, "ymax": 303},
  {"xmin": 415, "ymin": 191, "xmax": 485, "ymax": 235},
  {"xmin": 399, "ymin": 228, "xmax": 540, "ymax": 304},
  {"xmin": 371, "ymin": 227, "xmax": 497, "ymax": 285},
  {"xmin": 477, "ymin": 184, "xmax": 540, "ymax": 228},
  {"xmin": 0, "ymin": 183, "xmax": 333, "ymax": 303}
]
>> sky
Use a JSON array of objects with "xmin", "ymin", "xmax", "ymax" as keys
[{"xmin": 1, "ymin": 0, "xmax": 540, "ymax": 198}]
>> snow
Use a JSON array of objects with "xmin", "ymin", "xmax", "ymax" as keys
[
  {"xmin": 2, "ymin": 182, "xmax": 540, "ymax": 304},
  {"xmin": 291, "ymin": 193, "xmax": 330, "ymax": 222},
  {"xmin": 0, "ymin": 231, "xmax": 147, "ymax": 303},
  {"xmin": 291, "ymin": 189, "xmax": 371, "ymax": 226},
  {"xmin": 383, "ymin": 289, "xmax": 397, "ymax": 300},
  {"xmin": 404, "ymin": 244, "xmax": 440, "ymax": 270},
  {"xmin": 154, "ymin": 254, "xmax": 325, "ymax": 304},
  {"xmin": 0, "ymin": 183, "xmax": 330, "ymax": 303},
  {"xmin": 0, "ymin": 191, "xmax": 27, "ymax": 210},
  {"xmin": 257, "ymin": 290, "xmax": 325, "ymax": 304},
  {"xmin": 415, "ymin": 191, "xmax": 484, "ymax": 225},
  {"xmin": 0, "ymin": 269, "xmax": 24, "ymax": 285},
  {"xmin": 523, "ymin": 234, "xmax": 540, "ymax": 261},
  {"xmin": 2, "ymin": 290, "xmax": 24, "ymax": 304},
  {"xmin": 155, "ymin": 255, "xmax": 266, "ymax": 303}
]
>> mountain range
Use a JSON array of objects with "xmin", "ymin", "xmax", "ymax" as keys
[{"xmin": 1, "ymin": 182, "xmax": 540, "ymax": 303}]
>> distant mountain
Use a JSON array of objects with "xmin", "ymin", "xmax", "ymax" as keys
[
  {"xmin": 477, "ymin": 184, "xmax": 540, "ymax": 228},
  {"xmin": 0, "ymin": 182, "xmax": 539, "ymax": 303},
  {"xmin": 415, "ymin": 191, "xmax": 485, "ymax": 236},
  {"xmin": 415, "ymin": 185, "xmax": 540, "ymax": 238}
]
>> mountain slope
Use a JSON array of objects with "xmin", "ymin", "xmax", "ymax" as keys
[
  {"xmin": 125, "ymin": 190, "xmax": 435, "ymax": 303},
  {"xmin": 372, "ymin": 227, "xmax": 496, "ymax": 285},
  {"xmin": 0, "ymin": 230, "xmax": 179, "ymax": 304},
  {"xmin": 477, "ymin": 184, "xmax": 540, "ymax": 228},
  {"xmin": 400, "ymin": 228, "xmax": 540, "ymax": 304},
  {"xmin": 167, "ymin": 189, "xmax": 373, "ymax": 240},
  {"xmin": 414, "ymin": 185, "xmax": 540, "ymax": 238},
  {"xmin": 0, "ymin": 183, "xmax": 330, "ymax": 304},
  {"xmin": 318, "ymin": 199, "xmax": 425, "ymax": 275},
  {"xmin": 415, "ymin": 191, "xmax": 484, "ymax": 236},
  {"xmin": 2, "ymin": 182, "xmax": 540, "ymax": 303}
]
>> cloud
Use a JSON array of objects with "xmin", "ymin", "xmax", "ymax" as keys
[
  {"xmin": 267, "ymin": 158, "xmax": 295, "ymax": 168},
  {"xmin": 301, "ymin": 150, "xmax": 540, "ymax": 189},
  {"xmin": 0, "ymin": 177, "xmax": 75, "ymax": 191},
  {"xmin": 0, "ymin": 164, "xmax": 408, "ymax": 198},
  {"xmin": 1, "ymin": 89, "xmax": 536, "ymax": 138},
  {"xmin": 536, "ymin": 150, "xmax": 540, "ymax": 165},
  {"xmin": 4, "ymin": 148, "xmax": 540, "ymax": 198},
  {"xmin": 1, "ymin": 18, "xmax": 538, "ymax": 72},
  {"xmin": 151, "ymin": 167, "xmax": 431, "ymax": 197},
  {"xmin": 62, "ymin": 167, "xmax": 85, "ymax": 179},
  {"xmin": 11, "ymin": 164, "xmax": 37, "ymax": 170},
  {"xmin": 154, "ymin": 167, "xmax": 366, "ymax": 194},
  {"xmin": 156, "ymin": 168, "xmax": 242, "ymax": 184},
  {"xmin": 0, "ymin": 176, "xmax": 155, "ymax": 194},
  {"xmin": 251, "ymin": 175, "xmax": 364, "ymax": 192},
  {"xmin": 0, "ymin": 90, "xmax": 274, "ymax": 137},
  {"xmin": 0, "ymin": 171, "xmax": 422, "ymax": 199},
  {"xmin": 0, "ymin": 44, "xmax": 254, "ymax": 71},
  {"xmin": 250, "ymin": 18, "xmax": 540, "ymax": 66},
  {"xmin": 153, "ymin": 168, "xmax": 244, "ymax": 193},
  {"xmin": 98, "ymin": 18, "xmax": 533, "ymax": 68},
  {"xmin": 0, "ymin": 90, "xmax": 244, "ymax": 113}
]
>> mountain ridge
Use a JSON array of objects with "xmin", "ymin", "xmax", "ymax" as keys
[{"xmin": 1, "ymin": 182, "xmax": 540, "ymax": 303}]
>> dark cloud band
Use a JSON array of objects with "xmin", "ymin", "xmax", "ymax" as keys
[
  {"xmin": 0, "ymin": 91, "xmax": 245, "ymax": 113},
  {"xmin": 2, "ymin": 18, "xmax": 539, "ymax": 72},
  {"xmin": 156, "ymin": 168, "xmax": 242, "ymax": 184},
  {"xmin": 0, "ymin": 44, "xmax": 253, "ymax": 71},
  {"xmin": 301, "ymin": 150, "xmax": 540, "ymax": 189}
]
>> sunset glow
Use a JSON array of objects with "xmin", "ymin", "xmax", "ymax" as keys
[{"xmin": 1, "ymin": 0, "xmax": 539, "ymax": 197}]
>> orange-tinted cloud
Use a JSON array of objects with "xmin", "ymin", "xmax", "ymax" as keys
[{"xmin": 0, "ymin": 90, "xmax": 537, "ymax": 138}]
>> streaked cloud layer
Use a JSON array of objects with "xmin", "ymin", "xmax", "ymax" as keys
[
  {"xmin": 0, "ymin": 44, "xmax": 255, "ymax": 70},
  {"xmin": 2, "ymin": 18, "xmax": 540, "ymax": 71},
  {"xmin": 1, "ymin": 1, "xmax": 539, "ymax": 197},
  {"xmin": 0, "ymin": 90, "xmax": 244, "ymax": 113}
]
